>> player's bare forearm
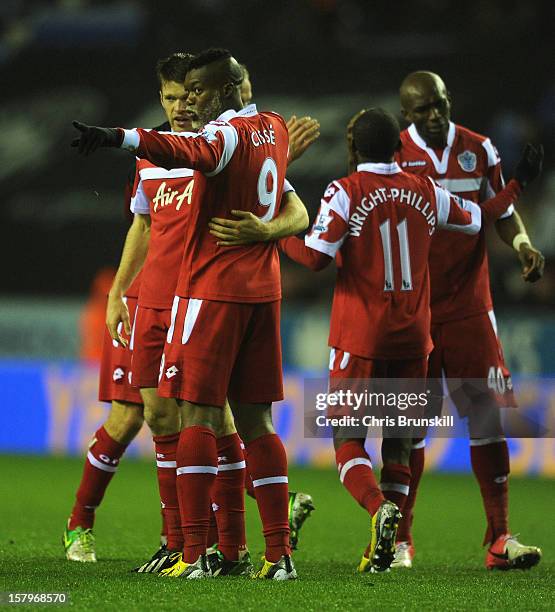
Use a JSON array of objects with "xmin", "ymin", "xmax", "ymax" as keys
[
  {"xmin": 107, "ymin": 214, "xmax": 150, "ymax": 346},
  {"xmin": 264, "ymin": 192, "xmax": 309, "ymax": 240},
  {"xmin": 495, "ymin": 209, "xmax": 526, "ymax": 248},
  {"xmin": 495, "ymin": 209, "xmax": 545, "ymax": 282},
  {"xmin": 279, "ymin": 236, "xmax": 332, "ymax": 271},
  {"xmin": 209, "ymin": 192, "xmax": 309, "ymax": 246},
  {"xmin": 109, "ymin": 214, "xmax": 150, "ymax": 298}
]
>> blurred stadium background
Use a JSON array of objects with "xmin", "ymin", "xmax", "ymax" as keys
[{"xmin": 1, "ymin": 0, "xmax": 554, "ymax": 476}]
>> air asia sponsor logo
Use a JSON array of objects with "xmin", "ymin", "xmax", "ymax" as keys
[
  {"xmin": 152, "ymin": 180, "xmax": 194, "ymax": 212},
  {"xmin": 165, "ymin": 364, "xmax": 179, "ymax": 380},
  {"xmin": 401, "ymin": 160, "xmax": 427, "ymax": 167},
  {"xmin": 113, "ymin": 367, "xmax": 125, "ymax": 382},
  {"xmin": 457, "ymin": 150, "xmax": 477, "ymax": 172}
]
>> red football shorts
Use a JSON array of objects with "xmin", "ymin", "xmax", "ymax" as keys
[
  {"xmin": 130, "ymin": 306, "xmax": 171, "ymax": 388},
  {"xmin": 327, "ymin": 349, "xmax": 428, "ymax": 435},
  {"xmin": 157, "ymin": 297, "xmax": 283, "ymax": 407},
  {"xmin": 329, "ymin": 349, "xmax": 428, "ymax": 380},
  {"xmin": 428, "ymin": 310, "xmax": 517, "ymax": 412},
  {"xmin": 98, "ymin": 296, "xmax": 143, "ymax": 405}
]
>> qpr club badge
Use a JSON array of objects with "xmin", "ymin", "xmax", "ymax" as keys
[{"xmin": 457, "ymin": 150, "xmax": 477, "ymax": 172}]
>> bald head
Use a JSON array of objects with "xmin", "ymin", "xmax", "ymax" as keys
[
  {"xmin": 399, "ymin": 71, "xmax": 451, "ymax": 148},
  {"xmin": 400, "ymin": 71, "xmax": 447, "ymax": 109}
]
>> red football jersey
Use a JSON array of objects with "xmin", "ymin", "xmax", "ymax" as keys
[
  {"xmin": 130, "ymin": 159, "xmax": 194, "ymax": 309},
  {"xmin": 121, "ymin": 104, "xmax": 289, "ymax": 303},
  {"xmin": 304, "ymin": 162, "xmax": 481, "ymax": 359},
  {"xmin": 395, "ymin": 122, "xmax": 514, "ymax": 323}
]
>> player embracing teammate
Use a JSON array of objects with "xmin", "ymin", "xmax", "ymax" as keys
[{"xmin": 72, "ymin": 48, "xmax": 311, "ymax": 580}]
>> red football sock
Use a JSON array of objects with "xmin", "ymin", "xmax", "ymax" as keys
[
  {"xmin": 380, "ymin": 462, "xmax": 411, "ymax": 512},
  {"xmin": 245, "ymin": 433, "xmax": 290, "ymax": 563},
  {"xmin": 153, "ymin": 433, "xmax": 182, "ymax": 551},
  {"xmin": 207, "ymin": 506, "xmax": 218, "ymax": 548},
  {"xmin": 69, "ymin": 426, "xmax": 127, "ymax": 530},
  {"xmin": 176, "ymin": 426, "xmax": 218, "ymax": 563},
  {"xmin": 397, "ymin": 439, "xmax": 425, "ymax": 544},
  {"xmin": 245, "ymin": 473, "xmax": 255, "ymax": 499},
  {"xmin": 212, "ymin": 433, "xmax": 246, "ymax": 561},
  {"xmin": 335, "ymin": 440, "xmax": 384, "ymax": 516},
  {"xmin": 470, "ymin": 438, "xmax": 510, "ymax": 545}
]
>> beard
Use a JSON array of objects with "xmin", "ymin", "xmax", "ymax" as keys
[{"xmin": 194, "ymin": 91, "xmax": 223, "ymax": 129}]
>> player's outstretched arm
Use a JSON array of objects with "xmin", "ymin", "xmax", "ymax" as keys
[
  {"xmin": 209, "ymin": 191, "xmax": 309, "ymax": 246},
  {"xmin": 286, "ymin": 116, "xmax": 320, "ymax": 164},
  {"xmin": 71, "ymin": 121, "xmax": 124, "ymax": 155},
  {"xmin": 494, "ymin": 144, "xmax": 545, "ymax": 282},
  {"xmin": 107, "ymin": 214, "xmax": 150, "ymax": 347},
  {"xmin": 71, "ymin": 120, "xmax": 224, "ymax": 173}
]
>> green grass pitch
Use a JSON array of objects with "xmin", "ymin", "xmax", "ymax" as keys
[{"xmin": 0, "ymin": 454, "xmax": 553, "ymax": 610}]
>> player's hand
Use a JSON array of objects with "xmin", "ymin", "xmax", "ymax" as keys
[
  {"xmin": 71, "ymin": 120, "xmax": 123, "ymax": 155},
  {"xmin": 514, "ymin": 143, "xmax": 544, "ymax": 188},
  {"xmin": 106, "ymin": 293, "xmax": 131, "ymax": 347},
  {"xmin": 518, "ymin": 243, "xmax": 545, "ymax": 282},
  {"xmin": 347, "ymin": 109, "xmax": 366, "ymax": 174},
  {"xmin": 286, "ymin": 115, "xmax": 320, "ymax": 164},
  {"xmin": 209, "ymin": 210, "xmax": 270, "ymax": 246}
]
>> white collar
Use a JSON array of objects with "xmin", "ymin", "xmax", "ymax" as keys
[
  {"xmin": 357, "ymin": 161, "xmax": 402, "ymax": 174},
  {"xmin": 407, "ymin": 121, "xmax": 456, "ymax": 174},
  {"xmin": 217, "ymin": 103, "xmax": 258, "ymax": 122}
]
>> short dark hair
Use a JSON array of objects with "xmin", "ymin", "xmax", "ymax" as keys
[
  {"xmin": 156, "ymin": 52, "xmax": 193, "ymax": 87},
  {"xmin": 352, "ymin": 108, "xmax": 400, "ymax": 162},
  {"xmin": 189, "ymin": 48, "xmax": 232, "ymax": 71}
]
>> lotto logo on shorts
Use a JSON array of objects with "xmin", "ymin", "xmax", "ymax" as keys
[
  {"xmin": 112, "ymin": 367, "xmax": 125, "ymax": 383},
  {"xmin": 165, "ymin": 363, "xmax": 180, "ymax": 380}
]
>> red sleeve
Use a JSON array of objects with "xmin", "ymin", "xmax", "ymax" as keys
[
  {"xmin": 480, "ymin": 179, "xmax": 521, "ymax": 225},
  {"xmin": 279, "ymin": 236, "xmax": 333, "ymax": 271},
  {"xmin": 130, "ymin": 121, "xmax": 238, "ymax": 174},
  {"xmin": 487, "ymin": 157, "xmax": 505, "ymax": 194}
]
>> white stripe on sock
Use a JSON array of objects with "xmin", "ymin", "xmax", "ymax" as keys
[
  {"xmin": 380, "ymin": 482, "xmax": 410, "ymax": 495},
  {"xmin": 156, "ymin": 460, "xmax": 177, "ymax": 468},
  {"xmin": 339, "ymin": 457, "xmax": 372, "ymax": 484},
  {"xmin": 176, "ymin": 465, "xmax": 218, "ymax": 476},
  {"xmin": 469, "ymin": 436, "xmax": 506, "ymax": 447},
  {"xmin": 252, "ymin": 476, "xmax": 288, "ymax": 487},
  {"xmin": 412, "ymin": 439, "xmax": 426, "ymax": 450},
  {"xmin": 217, "ymin": 461, "xmax": 246, "ymax": 471},
  {"xmin": 87, "ymin": 451, "xmax": 117, "ymax": 473}
]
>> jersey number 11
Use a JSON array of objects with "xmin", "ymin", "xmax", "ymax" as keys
[{"xmin": 379, "ymin": 218, "xmax": 413, "ymax": 291}]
